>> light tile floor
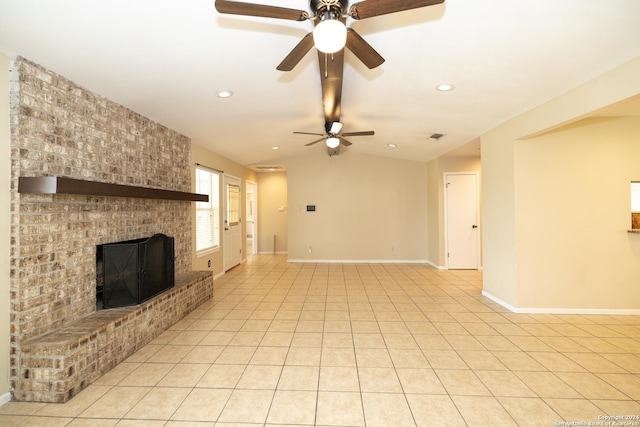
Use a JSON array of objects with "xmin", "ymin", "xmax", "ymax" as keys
[{"xmin": 1, "ymin": 255, "xmax": 639, "ymax": 426}]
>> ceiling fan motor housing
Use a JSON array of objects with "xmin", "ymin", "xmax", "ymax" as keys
[{"xmin": 310, "ymin": 0, "xmax": 348, "ymax": 16}]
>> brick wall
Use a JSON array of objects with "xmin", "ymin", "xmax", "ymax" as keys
[{"xmin": 9, "ymin": 57, "xmax": 199, "ymax": 400}]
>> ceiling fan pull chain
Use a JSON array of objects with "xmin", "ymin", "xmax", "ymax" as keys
[{"xmin": 324, "ymin": 53, "xmax": 328, "ymax": 79}]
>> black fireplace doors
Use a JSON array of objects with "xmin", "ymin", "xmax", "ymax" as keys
[{"xmin": 97, "ymin": 233, "xmax": 175, "ymax": 309}]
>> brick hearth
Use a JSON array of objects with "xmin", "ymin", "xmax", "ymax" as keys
[{"xmin": 19, "ymin": 272, "xmax": 211, "ymax": 403}]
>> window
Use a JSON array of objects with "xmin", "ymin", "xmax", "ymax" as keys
[
  {"xmin": 195, "ymin": 167, "xmax": 220, "ymax": 252},
  {"xmin": 227, "ymin": 183, "xmax": 240, "ymax": 226},
  {"xmin": 632, "ymin": 182, "xmax": 640, "ymax": 213}
]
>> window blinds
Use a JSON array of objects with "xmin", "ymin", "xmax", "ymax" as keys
[
  {"xmin": 632, "ymin": 182, "xmax": 640, "ymax": 213},
  {"xmin": 195, "ymin": 167, "xmax": 220, "ymax": 252}
]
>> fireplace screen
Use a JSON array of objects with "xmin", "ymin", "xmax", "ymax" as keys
[{"xmin": 97, "ymin": 233, "xmax": 175, "ymax": 309}]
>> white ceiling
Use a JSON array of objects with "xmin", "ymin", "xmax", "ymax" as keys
[{"xmin": 1, "ymin": 0, "xmax": 639, "ymax": 169}]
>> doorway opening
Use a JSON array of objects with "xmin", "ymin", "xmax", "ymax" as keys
[{"xmin": 246, "ymin": 181, "xmax": 258, "ymax": 256}]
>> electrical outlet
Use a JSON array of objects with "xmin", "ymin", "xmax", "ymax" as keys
[
  {"xmin": 207, "ymin": 260, "xmax": 211, "ymax": 268},
  {"xmin": 308, "ymin": 246, "xmax": 312, "ymax": 254}
]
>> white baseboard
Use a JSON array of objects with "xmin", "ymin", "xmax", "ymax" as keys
[
  {"xmin": 425, "ymin": 260, "xmax": 483, "ymax": 270},
  {"xmin": 481, "ymin": 291, "xmax": 519, "ymax": 312},
  {"xmin": 482, "ymin": 290, "xmax": 640, "ymax": 315},
  {"xmin": 287, "ymin": 259, "xmax": 428, "ymax": 264},
  {"xmin": 0, "ymin": 392, "xmax": 11, "ymax": 407},
  {"xmin": 425, "ymin": 260, "xmax": 447, "ymax": 270}
]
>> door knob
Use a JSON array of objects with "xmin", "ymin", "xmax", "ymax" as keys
[{"xmin": 472, "ymin": 225, "xmax": 478, "ymax": 228}]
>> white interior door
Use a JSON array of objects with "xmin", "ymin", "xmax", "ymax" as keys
[
  {"xmin": 223, "ymin": 175, "xmax": 242, "ymax": 271},
  {"xmin": 445, "ymin": 173, "xmax": 479, "ymax": 269}
]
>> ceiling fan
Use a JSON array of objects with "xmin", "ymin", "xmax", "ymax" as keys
[
  {"xmin": 215, "ymin": 0, "xmax": 445, "ymax": 71},
  {"xmin": 215, "ymin": 0, "xmax": 443, "ymax": 154},
  {"xmin": 294, "ymin": 121, "xmax": 374, "ymax": 150}
]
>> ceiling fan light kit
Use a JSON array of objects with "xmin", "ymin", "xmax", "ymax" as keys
[
  {"xmin": 313, "ymin": 19, "xmax": 347, "ymax": 54},
  {"xmin": 326, "ymin": 136, "xmax": 341, "ymax": 148}
]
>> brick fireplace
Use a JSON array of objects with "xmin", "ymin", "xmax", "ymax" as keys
[{"xmin": 9, "ymin": 57, "xmax": 212, "ymax": 402}]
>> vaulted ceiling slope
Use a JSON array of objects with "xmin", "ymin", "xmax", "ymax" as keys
[{"xmin": 1, "ymin": 0, "xmax": 639, "ymax": 167}]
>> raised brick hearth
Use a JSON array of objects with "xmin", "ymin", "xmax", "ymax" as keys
[
  {"xmin": 9, "ymin": 57, "xmax": 212, "ymax": 402},
  {"xmin": 19, "ymin": 272, "xmax": 211, "ymax": 402}
]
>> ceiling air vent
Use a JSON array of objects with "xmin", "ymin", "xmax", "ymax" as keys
[{"xmin": 428, "ymin": 133, "xmax": 444, "ymax": 141}]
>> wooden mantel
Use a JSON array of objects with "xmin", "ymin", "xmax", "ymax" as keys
[{"xmin": 18, "ymin": 176, "xmax": 208, "ymax": 202}]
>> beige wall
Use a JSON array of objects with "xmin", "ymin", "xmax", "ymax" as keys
[
  {"xmin": 481, "ymin": 129, "xmax": 519, "ymax": 306},
  {"xmin": 426, "ymin": 160, "xmax": 440, "ymax": 267},
  {"xmin": 286, "ymin": 150, "xmax": 428, "ymax": 261},
  {"xmin": 1, "ymin": 53, "xmax": 10, "ymax": 401},
  {"xmin": 191, "ymin": 142, "xmax": 257, "ymax": 276},
  {"xmin": 481, "ymin": 56, "xmax": 640, "ymax": 311},
  {"xmin": 427, "ymin": 156, "xmax": 481, "ymax": 268},
  {"xmin": 515, "ymin": 116, "xmax": 640, "ymax": 309},
  {"xmin": 256, "ymin": 172, "xmax": 288, "ymax": 254}
]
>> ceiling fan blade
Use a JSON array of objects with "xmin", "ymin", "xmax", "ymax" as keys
[
  {"xmin": 338, "ymin": 137, "xmax": 353, "ymax": 146},
  {"xmin": 277, "ymin": 33, "xmax": 315, "ymax": 71},
  {"xmin": 340, "ymin": 130, "xmax": 375, "ymax": 137},
  {"xmin": 345, "ymin": 29, "xmax": 385, "ymax": 69},
  {"xmin": 349, "ymin": 0, "xmax": 444, "ymax": 20},
  {"xmin": 294, "ymin": 131, "xmax": 325, "ymax": 136},
  {"xmin": 215, "ymin": 0, "xmax": 309, "ymax": 21},
  {"xmin": 305, "ymin": 137, "xmax": 326, "ymax": 146}
]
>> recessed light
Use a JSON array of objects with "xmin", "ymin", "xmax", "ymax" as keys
[
  {"xmin": 388, "ymin": 144, "xmax": 397, "ymax": 148},
  {"xmin": 436, "ymin": 84, "xmax": 454, "ymax": 92},
  {"xmin": 216, "ymin": 90, "xmax": 233, "ymax": 98},
  {"xmin": 272, "ymin": 146, "xmax": 279, "ymax": 150},
  {"xmin": 255, "ymin": 165, "xmax": 283, "ymax": 171}
]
